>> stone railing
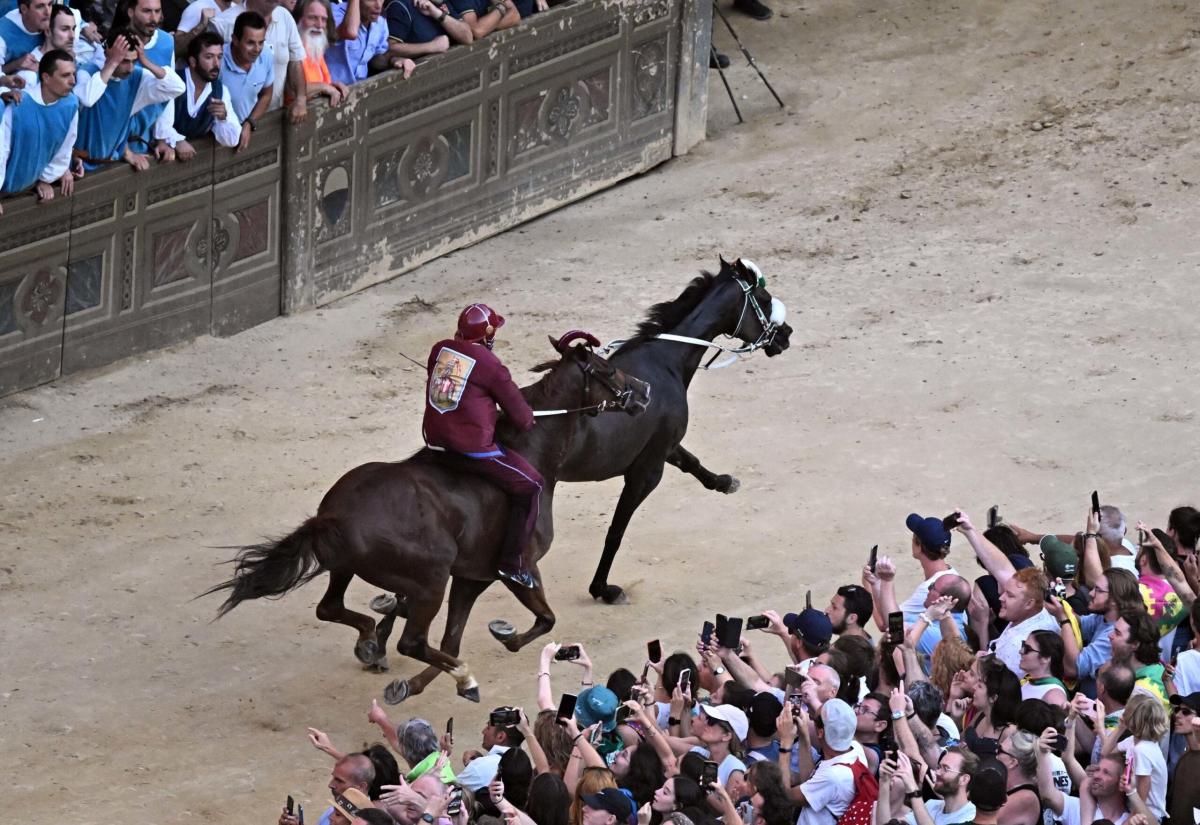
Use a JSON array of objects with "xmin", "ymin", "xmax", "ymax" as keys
[{"xmin": 0, "ymin": 0, "xmax": 710, "ymax": 396}]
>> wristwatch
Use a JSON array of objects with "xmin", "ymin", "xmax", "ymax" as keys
[
  {"xmin": 421, "ymin": 814, "xmax": 436, "ymax": 824},
  {"xmin": 713, "ymin": 666, "xmax": 726, "ymax": 676},
  {"xmin": 891, "ymin": 710, "xmax": 904, "ymax": 720},
  {"xmin": 245, "ymin": 116, "xmax": 257, "ymax": 132},
  {"xmin": 904, "ymin": 790, "xmax": 922, "ymax": 801}
]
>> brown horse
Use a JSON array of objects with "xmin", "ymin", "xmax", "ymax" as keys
[{"xmin": 202, "ymin": 332, "xmax": 650, "ymax": 703}]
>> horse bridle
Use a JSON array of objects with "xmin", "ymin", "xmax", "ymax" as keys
[{"xmin": 532, "ymin": 351, "xmax": 635, "ymax": 417}]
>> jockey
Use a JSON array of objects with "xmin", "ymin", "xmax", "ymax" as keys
[{"xmin": 423, "ymin": 303, "xmax": 543, "ymax": 589}]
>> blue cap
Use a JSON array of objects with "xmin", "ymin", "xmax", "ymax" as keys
[
  {"xmin": 782, "ymin": 608, "xmax": 832, "ymax": 652},
  {"xmin": 907, "ymin": 512, "xmax": 952, "ymax": 552},
  {"xmin": 576, "ymin": 685, "xmax": 619, "ymax": 732}
]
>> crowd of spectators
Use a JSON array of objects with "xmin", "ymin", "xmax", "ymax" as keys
[
  {"xmin": 0, "ymin": 0, "xmax": 557, "ymax": 213},
  {"xmin": 279, "ymin": 498, "xmax": 1200, "ymax": 825}
]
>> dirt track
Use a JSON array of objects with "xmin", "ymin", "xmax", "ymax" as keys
[{"xmin": 4, "ymin": 0, "xmax": 1200, "ymax": 821}]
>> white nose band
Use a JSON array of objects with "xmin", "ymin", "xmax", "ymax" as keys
[{"xmin": 769, "ymin": 298, "xmax": 787, "ymax": 327}]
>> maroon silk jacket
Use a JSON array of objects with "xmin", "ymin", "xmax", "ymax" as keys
[{"xmin": 423, "ymin": 338, "xmax": 535, "ymax": 454}]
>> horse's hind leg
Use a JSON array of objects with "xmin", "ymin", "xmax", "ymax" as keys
[
  {"xmin": 589, "ymin": 458, "xmax": 666, "ymax": 604},
  {"xmin": 405, "ymin": 577, "xmax": 493, "ymax": 698},
  {"xmin": 496, "ymin": 566, "xmax": 555, "ymax": 652},
  {"xmin": 666, "ymin": 443, "xmax": 740, "ymax": 494},
  {"xmin": 316, "ymin": 571, "xmax": 381, "ymax": 665},
  {"xmin": 383, "ymin": 585, "xmax": 482, "ymax": 706}
]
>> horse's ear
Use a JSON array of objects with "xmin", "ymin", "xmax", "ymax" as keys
[
  {"xmin": 718, "ymin": 254, "xmax": 731, "ymax": 270},
  {"xmin": 548, "ymin": 334, "xmax": 561, "ymax": 353}
]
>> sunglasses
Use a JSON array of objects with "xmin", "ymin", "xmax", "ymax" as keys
[
  {"xmin": 1019, "ymin": 642, "xmax": 1042, "ymax": 656},
  {"xmin": 1174, "ymin": 706, "xmax": 1197, "ymax": 717}
]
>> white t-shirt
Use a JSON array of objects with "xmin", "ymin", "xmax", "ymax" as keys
[
  {"xmin": 904, "ymin": 799, "xmax": 976, "ymax": 824},
  {"xmin": 898, "ymin": 568, "xmax": 959, "ymax": 615},
  {"xmin": 992, "ymin": 609, "xmax": 1059, "ymax": 676},
  {"xmin": 796, "ymin": 745, "xmax": 865, "ymax": 825},
  {"xmin": 687, "ymin": 747, "xmax": 747, "ymax": 787},
  {"xmin": 1117, "ymin": 736, "xmax": 1167, "ymax": 818},
  {"xmin": 1056, "ymin": 794, "xmax": 1129, "ymax": 825},
  {"xmin": 1173, "ymin": 649, "xmax": 1200, "ymax": 695}
]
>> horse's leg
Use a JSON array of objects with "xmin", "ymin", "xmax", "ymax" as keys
[
  {"xmin": 405, "ymin": 577, "xmax": 493, "ymax": 697},
  {"xmin": 315, "ymin": 571, "xmax": 381, "ymax": 665},
  {"xmin": 371, "ymin": 593, "xmax": 412, "ymax": 669},
  {"xmin": 382, "ymin": 584, "xmax": 483, "ymax": 706},
  {"xmin": 666, "ymin": 443, "xmax": 740, "ymax": 494},
  {"xmin": 589, "ymin": 457, "xmax": 667, "ymax": 605},
  {"xmin": 495, "ymin": 566, "xmax": 555, "ymax": 652}
]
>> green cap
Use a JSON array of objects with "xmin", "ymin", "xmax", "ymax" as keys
[{"xmin": 1040, "ymin": 535, "xmax": 1078, "ymax": 580}]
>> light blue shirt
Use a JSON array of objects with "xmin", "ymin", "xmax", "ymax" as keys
[
  {"xmin": 904, "ymin": 610, "xmax": 968, "ymax": 673},
  {"xmin": 220, "ymin": 44, "xmax": 275, "ymax": 121},
  {"xmin": 1076, "ymin": 614, "xmax": 1116, "ymax": 680},
  {"xmin": 327, "ymin": 2, "xmax": 390, "ymax": 84}
]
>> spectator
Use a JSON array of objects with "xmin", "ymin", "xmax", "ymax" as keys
[
  {"xmin": 909, "ymin": 745, "xmax": 978, "ymax": 825},
  {"xmin": 851, "ymin": 692, "xmax": 888, "ymax": 771},
  {"xmin": 1108, "ymin": 692, "xmax": 1168, "ymax": 818},
  {"xmin": 15, "ymin": 4, "xmax": 84, "ymax": 90},
  {"xmin": 1098, "ymin": 504, "xmax": 1138, "ymax": 572},
  {"xmin": 525, "ymin": 772, "xmax": 570, "ymax": 825},
  {"xmin": 956, "ymin": 655, "xmax": 1020, "ymax": 758},
  {"xmin": 328, "ymin": 0, "xmax": 414, "ymax": 85},
  {"xmin": 1109, "ymin": 608, "xmax": 1167, "ymax": 702},
  {"xmin": 1071, "ymin": 662, "xmax": 1135, "ymax": 764},
  {"xmin": 0, "ymin": 0, "xmax": 49, "ymax": 72},
  {"xmin": 163, "ymin": 30, "xmax": 240, "ymax": 158},
  {"xmin": 982, "ymin": 567, "xmax": 1058, "ymax": 676},
  {"xmin": 1168, "ymin": 691, "xmax": 1200, "ymax": 824},
  {"xmin": 114, "ymin": 0, "xmax": 175, "ymax": 158},
  {"xmin": 993, "ymin": 727, "xmax": 1040, "ymax": 824},
  {"xmin": 649, "ymin": 774, "xmax": 711, "ymax": 824},
  {"xmin": 456, "ymin": 706, "xmax": 524, "ymax": 792},
  {"xmin": 570, "ymin": 767, "xmax": 617, "ymax": 825},
  {"xmin": 783, "ymin": 608, "xmax": 833, "ymax": 672},
  {"xmin": 292, "ymin": 0, "xmax": 348, "ymax": 106},
  {"xmin": 174, "ymin": 0, "xmax": 242, "ymax": 56},
  {"xmin": 74, "ymin": 30, "xmax": 183, "ymax": 170},
  {"xmin": 789, "ymin": 698, "xmax": 866, "ymax": 825},
  {"xmin": 745, "ymin": 691, "xmax": 783, "ymax": 763},
  {"xmin": 220, "ymin": 10, "xmax": 272, "ymax": 150},
  {"xmin": 825, "ymin": 584, "xmax": 874, "ymax": 641},
  {"xmin": 579, "ymin": 787, "xmax": 634, "ymax": 825},
  {"xmin": 1037, "ymin": 534, "xmax": 1089, "ymax": 614},
  {"xmin": 0, "ymin": 48, "xmax": 77, "ymax": 202},
  {"xmin": 1017, "ymin": 630, "xmax": 1068, "ymax": 707},
  {"xmin": 1134, "ymin": 523, "xmax": 1192, "ymax": 650},
  {"xmin": 315, "ymin": 754, "xmax": 375, "ymax": 825},
  {"xmin": 212, "ymin": 0, "xmax": 307, "ymax": 120},
  {"xmin": 446, "ymin": 0, "xmax": 518, "ymax": 40},
  {"xmin": 964, "ymin": 759, "xmax": 1007, "ymax": 825},
  {"xmin": 1051, "ymin": 563, "xmax": 1140, "ymax": 694},
  {"xmin": 382, "ymin": 0, "xmax": 472, "ymax": 56}
]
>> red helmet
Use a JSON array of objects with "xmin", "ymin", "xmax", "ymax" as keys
[{"xmin": 456, "ymin": 303, "xmax": 505, "ymax": 346}]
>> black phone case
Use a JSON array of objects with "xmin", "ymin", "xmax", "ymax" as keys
[{"xmin": 717, "ymin": 616, "xmax": 743, "ymax": 649}]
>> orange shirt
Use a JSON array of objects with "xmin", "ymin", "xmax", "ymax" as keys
[{"xmin": 303, "ymin": 53, "xmax": 331, "ymax": 85}]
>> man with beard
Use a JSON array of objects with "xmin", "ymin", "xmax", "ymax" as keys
[
  {"xmin": 328, "ymin": 0, "xmax": 414, "ymax": 85},
  {"xmin": 16, "ymin": 4, "xmax": 99, "ymax": 93},
  {"xmin": 114, "ymin": 0, "xmax": 177, "ymax": 160},
  {"xmin": 1035, "ymin": 745, "xmax": 1151, "ymax": 825},
  {"xmin": 163, "ymin": 30, "xmax": 240, "ymax": 159},
  {"xmin": 0, "ymin": 48, "xmax": 77, "ymax": 204},
  {"xmin": 905, "ymin": 746, "xmax": 978, "ymax": 824},
  {"xmin": 383, "ymin": 0, "xmax": 472, "ymax": 56},
  {"xmin": 825, "ymin": 584, "xmax": 874, "ymax": 641},
  {"xmin": 292, "ymin": 0, "xmax": 347, "ymax": 106},
  {"xmin": 212, "ymin": 0, "xmax": 308, "ymax": 122}
]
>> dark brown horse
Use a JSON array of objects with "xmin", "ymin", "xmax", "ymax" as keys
[{"xmin": 203, "ymin": 332, "xmax": 650, "ymax": 703}]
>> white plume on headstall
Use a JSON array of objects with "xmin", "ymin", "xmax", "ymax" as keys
[{"xmin": 739, "ymin": 258, "xmax": 764, "ymax": 283}]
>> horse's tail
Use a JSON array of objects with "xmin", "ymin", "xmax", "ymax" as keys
[{"xmin": 200, "ymin": 516, "xmax": 341, "ymax": 618}]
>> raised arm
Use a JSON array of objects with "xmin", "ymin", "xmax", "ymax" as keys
[
  {"xmin": 516, "ymin": 709, "xmax": 549, "ymax": 776},
  {"xmin": 1035, "ymin": 728, "xmax": 1067, "ymax": 816},
  {"xmin": 535, "ymin": 642, "xmax": 558, "ymax": 711},
  {"xmin": 956, "ymin": 510, "xmax": 1016, "ymax": 587},
  {"xmin": 1139, "ymin": 520, "xmax": 1195, "ymax": 605}
]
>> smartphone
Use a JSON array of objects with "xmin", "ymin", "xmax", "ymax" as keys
[
  {"xmin": 1138, "ymin": 527, "xmax": 1148, "ymax": 546},
  {"xmin": 490, "ymin": 708, "xmax": 521, "ymax": 727},
  {"xmin": 887, "ymin": 611, "xmax": 904, "ymax": 645},
  {"xmin": 446, "ymin": 717, "xmax": 454, "ymax": 745},
  {"xmin": 679, "ymin": 668, "xmax": 692, "ymax": 695},
  {"xmin": 942, "ymin": 512, "xmax": 961, "ymax": 530},
  {"xmin": 805, "ymin": 590, "xmax": 812, "ymax": 610},
  {"xmin": 647, "ymin": 639, "xmax": 663, "ymax": 664},
  {"xmin": 700, "ymin": 620, "xmax": 715, "ymax": 646},
  {"xmin": 298, "ymin": 806, "xmax": 304, "ymax": 825},
  {"xmin": 1123, "ymin": 750, "xmax": 1135, "ymax": 787},
  {"xmin": 717, "ymin": 616, "xmax": 743, "ymax": 650},
  {"xmin": 640, "ymin": 662, "xmax": 651, "ymax": 684},
  {"xmin": 868, "ymin": 544, "xmax": 879, "ymax": 572},
  {"xmin": 287, "ymin": 795, "xmax": 295, "ymax": 816},
  {"xmin": 615, "ymin": 705, "xmax": 632, "ymax": 726},
  {"xmin": 555, "ymin": 645, "xmax": 581, "ymax": 661},
  {"xmin": 589, "ymin": 724, "xmax": 604, "ymax": 745},
  {"xmin": 714, "ymin": 614, "xmax": 728, "ymax": 644},
  {"xmin": 447, "ymin": 786, "xmax": 463, "ymax": 816},
  {"xmin": 556, "ymin": 693, "xmax": 578, "ymax": 723},
  {"xmin": 746, "ymin": 614, "xmax": 770, "ymax": 630},
  {"xmin": 1051, "ymin": 732, "xmax": 1067, "ymax": 752},
  {"xmin": 784, "ymin": 665, "xmax": 806, "ymax": 691},
  {"xmin": 987, "ymin": 505, "xmax": 1000, "ymax": 529},
  {"xmin": 1092, "ymin": 490, "xmax": 1101, "ymax": 516},
  {"xmin": 701, "ymin": 760, "xmax": 719, "ymax": 790}
]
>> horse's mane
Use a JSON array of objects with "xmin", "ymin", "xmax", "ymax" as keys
[{"xmin": 622, "ymin": 272, "xmax": 716, "ymax": 348}]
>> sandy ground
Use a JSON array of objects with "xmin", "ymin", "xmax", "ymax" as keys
[{"xmin": 4, "ymin": 0, "xmax": 1200, "ymax": 820}]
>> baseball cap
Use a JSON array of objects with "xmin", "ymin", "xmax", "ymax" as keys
[
  {"xmin": 819, "ymin": 699, "xmax": 856, "ymax": 751},
  {"xmin": 907, "ymin": 513, "xmax": 952, "ymax": 552},
  {"xmin": 329, "ymin": 788, "xmax": 373, "ymax": 819},
  {"xmin": 968, "ymin": 759, "xmax": 1009, "ymax": 812},
  {"xmin": 1170, "ymin": 692, "xmax": 1200, "ymax": 713},
  {"xmin": 783, "ymin": 608, "xmax": 832, "ymax": 652},
  {"xmin": 581, "ymin": 788, "xmax": 634, "ymax": 820},
  {"xmin": 701, "ymin": 703, "xmax": 749, "ymax": 742},
  {"xmin": 576, "ymin": 685, "xmax": 620, "ymax": 732},
  {"xmin": 748, "ymin": 692, "xmax": 784, "ymax": 737},
  {"xmin": 1039, "ymin": 535, "xmax": 1078, "ymax": 580}
]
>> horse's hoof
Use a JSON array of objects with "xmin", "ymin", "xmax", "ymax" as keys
[
  {"xmin": 362, "ymin": 657, "xmax": 390, "ymax": 673},
  {"xmin": 369, "ymin": 594, "xmax": 398, "ymax": 615},
  {"xmin": 458, "ymin": 685, "xmax": 481, "ymax": 703},
  {"xmin": 383, "ymin": 679, "xmax": 411, "ymax": 705},
  {"xmin": 488, "ymin": 619, "xmax": 517, "ymax": 642},
  {"xmin": 717, "ymin": 475, "xmax": 740, "ymax": 494},
  {"xmin": 354, "ymin": 638, "xmax": 381, "ymax": 664},
  {"xmin": 591, "ymin": 584, "xmax": 628, "ymax": 605}
]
